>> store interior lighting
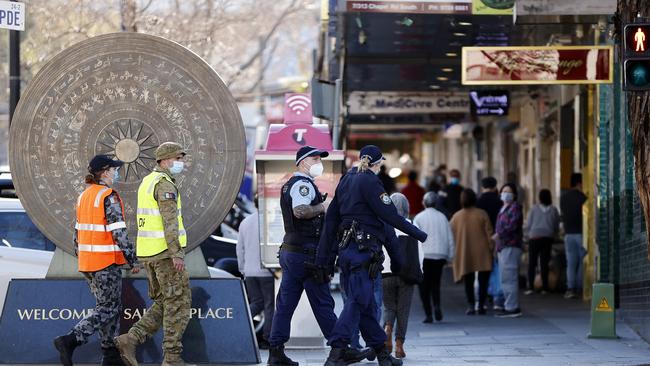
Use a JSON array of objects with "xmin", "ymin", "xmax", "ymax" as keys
[{"xmin": 389, "ymin": 168, "xmax": 402, "ymax": 178}]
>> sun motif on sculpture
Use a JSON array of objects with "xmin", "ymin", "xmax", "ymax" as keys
[{"xmin": 96, "ymin": 119, "xmax": 159, "ymax": 182}]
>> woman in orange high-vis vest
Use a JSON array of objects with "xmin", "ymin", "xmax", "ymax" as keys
[{"xmin": 54, "ymin": 155, "xmax": 140, "ymax": 366}]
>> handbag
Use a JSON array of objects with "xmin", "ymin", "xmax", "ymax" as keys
[{"xmin": 397, "ymin": 235, "xmax": 423, "ymax": 285}]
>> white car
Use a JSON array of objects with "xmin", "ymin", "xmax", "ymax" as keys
[{"xmin": 0, "ymin": 197, "xmax": 234, "ymax": 315}]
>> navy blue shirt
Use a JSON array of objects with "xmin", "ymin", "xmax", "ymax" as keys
[{"xmin": 316, "ymin": 167, "xmax": 427, "ymax": 264}]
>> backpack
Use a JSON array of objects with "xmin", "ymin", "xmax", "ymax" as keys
[{"xmin": 397, "ymin": 235, "xmax": 423, "ymax": 285}]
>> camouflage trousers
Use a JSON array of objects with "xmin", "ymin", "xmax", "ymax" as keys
[
  {"xmin": 72, "ymin": 264, "xmax": 122, "ymax": 349},
  {"xmin": 128, "ymin": 258, "xmax": 191, "ymax": 355}
]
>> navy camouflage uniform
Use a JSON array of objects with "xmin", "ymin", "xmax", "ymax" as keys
[
  {"xmin": 316, "ymin": 164, "xmax": 427, "ymax": 357},
  {"xmin": 71, "ymin": 189, "xmax": 138, "ymax": 349}
]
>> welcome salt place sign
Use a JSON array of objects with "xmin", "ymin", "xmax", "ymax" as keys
[{"xmin": 462, "ymin": 46, "xmax": 614, "ymax": 85}]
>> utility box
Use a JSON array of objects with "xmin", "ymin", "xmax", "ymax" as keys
[{"xmin": 588, "ymin": 283, "xmax": 617, "ymax": 339}]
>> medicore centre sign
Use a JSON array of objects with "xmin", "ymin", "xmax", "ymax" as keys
[{"xmin": 348, "ymin": 92, "xmax": 470, "ymax": 115}]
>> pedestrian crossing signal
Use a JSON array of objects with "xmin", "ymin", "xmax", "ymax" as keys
[{"xmin": 623, "ymin": 23, "xmax": 650, "ymax": 90}]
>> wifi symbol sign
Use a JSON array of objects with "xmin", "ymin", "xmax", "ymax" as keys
[{"xmin": 284, "ymin": 93, "xmax": 313, "ymax": 123}]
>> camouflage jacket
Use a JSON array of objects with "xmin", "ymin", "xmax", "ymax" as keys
[
  {"xmin": 138, "ymin": 166, "xmax": 185, "ymax": 262},
  {"xmin": 74, "ymin": 185, "xmax": 138, "ymax": 269}
]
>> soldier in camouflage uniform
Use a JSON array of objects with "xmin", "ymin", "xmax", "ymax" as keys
[
  {"xmin": 54, "ymin": 155, "xmax": 140, "ymax": 366},
  {"xmin": 115, "ymin": 142, "xmax": 192, "ymax": 366}
]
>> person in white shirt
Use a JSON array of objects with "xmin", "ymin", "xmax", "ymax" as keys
[
  {"xmin": 414, "ymin": 191, "xmax": 455, "ymax": 323},
  {"xmin": 236, "ymin": 203, "xmax": 274, "ymax": 349}
]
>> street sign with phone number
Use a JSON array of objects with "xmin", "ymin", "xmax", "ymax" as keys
[{"xmin": 0, "ymin": 1, "xmax": 24, "ymax": 31}]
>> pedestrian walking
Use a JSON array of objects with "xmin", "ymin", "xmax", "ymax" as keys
[
  {"xmin": 236, "ymin": 200, "xmax": 274, "ymax": 349},
  {"xmin": 316, "ymin": 145, "xmax": 427, "ymax": 366},
  {"xmin": 266, "ymin": 145, "xmax": 371, "ymax": 366},
  {"xmin": 54, "ymin": 155, "xmax": 139, "ymax": 366},
  {"xmin": 382, "ymin": 193, "xmax": 423, "ymax": 359},
  {"xmin": 524, "ymin": 189, "xmax": 560, "ymax": 294},
  {"xmin": 560, "ymin": 173, "xmax": 587, "ymax": 299},
  {"xmin": 444, "ymin": 169, "xmax": 464, "ymax": 217},
  {"xmin": 413, "ymin": 191, "xmax": 454, "ymax": 323},
  {"xmin": 493, "ymin": 184, "xmax": 524, "ymax": 318},
  {"xmin": 114, "ymin": 142, "xmax": 192, "ymax": 366},
  {"xmin": 400, "ymin": 171, "xmax": 425, "ymax": 217},
  {"xmin": 476, "ymin": 177, "xmax": 504, "ymax": 309},
  {"xmin": 450, "ymin": 189, "xmax": 494, "ymax": 315}
]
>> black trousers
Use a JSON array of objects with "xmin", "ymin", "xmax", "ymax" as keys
[
  {"xmin": 463, "ymin": 271, "xmax": 490, "ymax": 308},
  {"xmin": 418, "ymin": 258, "xmax": 446, "ymax": 317},
  {"xmin": 245, "ymin": 276, "xmax": 275, "ymax": 341},
  {"xmin": 528, "ymin": 237, "xmax": 553, "ymax": 291}
]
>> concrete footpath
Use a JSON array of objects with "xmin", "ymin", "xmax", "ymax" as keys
[{"xmin": 261, "ymin": 269, "xmax": 650, "ymax": 366}]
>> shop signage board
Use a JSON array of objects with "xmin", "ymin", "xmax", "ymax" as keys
[
  {"xmin": 348, "ymin": 91, "xmax": 469, "ymax": 115},
  {"xmin": 472, "ymin": 0, "xmax": 513, "ymax": 15},
  {"xmin": 462, "ymin": 46, "xmax": 613, "ymax": 85},
  {"xmin": 515, "ymin": 0, "xmax": 616, "ymax": 16},
  {"xmin": 469, "ymin": 90, "xmax": 509, "ymax": 116},
  {"xmin": 346, "ymin": 0, "xmax": 472, "ymax": 15}
]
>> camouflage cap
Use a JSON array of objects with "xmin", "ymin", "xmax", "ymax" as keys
[{"xmin": 155, "ymin": 142, "xmax": 186, "ymax": 161}]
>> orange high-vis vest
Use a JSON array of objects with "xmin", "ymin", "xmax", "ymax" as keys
[{"xmin": 76, "ymin": 184, "xmax": 127, "ymax": 272}]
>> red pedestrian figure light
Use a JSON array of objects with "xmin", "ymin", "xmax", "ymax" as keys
[{"xmin": 635, "ymin": 27, "xmax": 646, "ymax": 52}]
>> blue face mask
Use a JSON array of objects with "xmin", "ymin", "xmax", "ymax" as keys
[
  {"xmin": 169, "ymin": 161, "xmax": 184, "ymax": 175},
  {"xmin": 501, "ymin": 192, "xmax": 514, "ymax": 203},
  {"xmin": 113, "ymin": 168, "xmax": 120, "ymax": 183},
  {"xmin": 450, "ymin": 177, "xmax": 460, "ymax": 185}
]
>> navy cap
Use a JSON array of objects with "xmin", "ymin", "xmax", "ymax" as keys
[
  {"xmin": 296, "ymin": 146, "xmax": 329, "ymax": 166},
  {"xmin": 359, "ymin": 145, "xmax": 385, "ymax": 165},
  {"xmin": 88, "ymin": 154, "xmax": 124, "ymax": 174}
]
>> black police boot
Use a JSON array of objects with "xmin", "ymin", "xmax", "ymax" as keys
[
  {"xmin": 342, "ymin": 346, "xmax": 376, "ymax": 364},
  {"xmin": 267, "ymin": 345, "xmax": 298, "ymax": 366},
  {"xmin": 323, "ymin": 347, "xmax": 347, "ymax": 366},
  {"xmin": 53, "ymin": 333, "xmax": 81, "ymax": 366},
  {"xmin": 376, "ymin": 346, "xmax": 403, "ymax": 366},
  {"xmin": 102, "ymin": 347, "xmax": 127, "ymax": 366}
]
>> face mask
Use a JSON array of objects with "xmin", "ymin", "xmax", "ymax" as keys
[
  {"xmin": 450, "ymin": 177, "xmax": 460, "ymax": 185},
  {"xmin": 308, "ymin": 162, "xmax": 324, "ymax": 178},
  {"xmin": 501, "ymin": 192, "xmax": 514, "ymax": 203},
  {"xmin": 112, "ymin": 168, "xmax": 120, "ymax": 183},
  {"xmin": 169, "ymin": 161, "xmax": 184, "ymax": 175}
]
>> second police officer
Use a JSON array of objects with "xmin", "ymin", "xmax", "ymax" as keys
[
  {"xmin": 267, "ymin": 146, "xmax": 373, "ymax": 366},
  {"xmin": 315, "ymin": 145, "xmax": 428, "ymax": 366}
]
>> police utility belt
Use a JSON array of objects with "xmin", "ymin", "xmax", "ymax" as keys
[
  {"xmin": 338, "ymin": 220, "xmax": 376, "ymax": 252},
  {"xmin": 338, "ymin": 220, "xmax": 384, "ymax": 279},
  {"xmin": 280, "ymin": 243, "xmax": 316, "ymax": 257}
]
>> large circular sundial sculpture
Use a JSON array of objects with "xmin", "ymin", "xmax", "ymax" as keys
[{"xmin": 10, "ymin": 33, "xmax": 246, "ymax": 255}]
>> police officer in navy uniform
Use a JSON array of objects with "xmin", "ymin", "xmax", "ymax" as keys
[
  {"xmin": 267, "ymin": 146, "xmax": 372, "ymax": 366},
  {"xmin": 315, "ymin": 145, "xmax": 428, "ymax": 366}
]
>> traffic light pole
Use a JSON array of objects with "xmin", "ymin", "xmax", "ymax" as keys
[{"xmin": 8, "ymin": 28, "xmax": 20, "ymax": 127}]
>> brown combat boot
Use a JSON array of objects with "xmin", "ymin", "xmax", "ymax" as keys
[
  {"xmin": 114, "ymin": 333, "xmax": 139, "ymax": 366},
  {"xmin": 384, "ymin": 324, "xmax": 393, "ymax": 353},
  {"xmin": 162, "ymin": 353, "xmax": 196, "ymax": 366},
  {"xmin": 395, "ymin": 339, "xmax": 406, "ymax": 359}
]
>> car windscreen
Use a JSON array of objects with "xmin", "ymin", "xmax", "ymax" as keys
[{"xmin": 0, "ymin": 212, "xmax": 57, "ymax": 251}]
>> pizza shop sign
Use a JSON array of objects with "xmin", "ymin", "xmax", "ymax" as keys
[{"xmin": 348, "ymin": 92, "xmax": 469, "ymax": 115}]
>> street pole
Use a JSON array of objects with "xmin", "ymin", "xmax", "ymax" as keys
[{"xmin": 8, "ymin": 27, "xmax": 20, "ymax": 127}]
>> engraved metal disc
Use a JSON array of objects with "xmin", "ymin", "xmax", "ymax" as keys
[{"xmin": 10, "ymin": 33, "xmax": 246, "ymax": 255}]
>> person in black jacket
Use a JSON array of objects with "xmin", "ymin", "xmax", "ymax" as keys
[
  {"xmin": 443, "ymin": 169, "xmax": 463, "ymax": 217},
  {"xmin": 476, "ymin": 177, "xmax": 502, "ymax": 229}
]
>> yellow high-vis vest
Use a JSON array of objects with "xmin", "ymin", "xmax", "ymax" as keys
[{"xmin": 136, "ymin": 171, "xmax": 187, "ymax": 257}]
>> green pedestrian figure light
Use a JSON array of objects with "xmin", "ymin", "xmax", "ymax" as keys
[{"xmin": 635, "ymin": 27, "xmax": 646, "ymax": 52}]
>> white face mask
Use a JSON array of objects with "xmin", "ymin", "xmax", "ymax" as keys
[
  {"xmin": 169, "ymin": 161, "xmax": 184, "ymax": 175},
  {"xmin": 309, "ymin": 162, "xmax": 324, "ymax": 178}
]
